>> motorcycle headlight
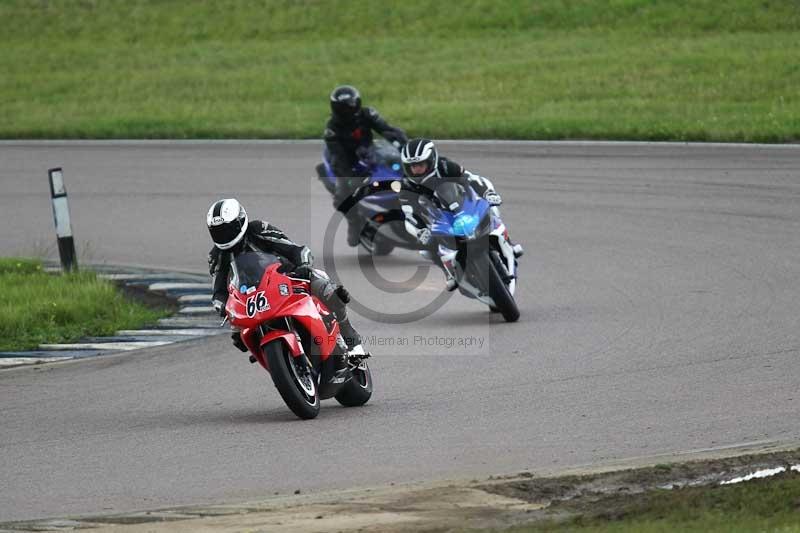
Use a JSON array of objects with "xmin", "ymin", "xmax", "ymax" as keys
[{"xmin": 452, "ymin": 213, "xmax": 480, "ymax": 237}]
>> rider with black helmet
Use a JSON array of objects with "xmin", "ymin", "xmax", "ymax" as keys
[
  {"xmin": 206, "ymin": 198, "xmax": 368, "ymax": 364},
  {"xmin": 398, "ymin": 138, "xmax": 523, "ymax": 290},
  {"xmin": 324, "ymin": 85, "xmax": 408, "ymax": 246}
]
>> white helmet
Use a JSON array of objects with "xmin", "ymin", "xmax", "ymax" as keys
[
  {"xmin": 401, "ymin": 138, "xmax": 438, "ymax": 181},
  {"xmin": 206, "ymin": 198, "xmax": 248, "ymax": 250}
]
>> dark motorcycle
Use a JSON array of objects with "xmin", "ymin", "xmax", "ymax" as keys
[{"xmin": 316, "ymin": 141, "xmax": 420, "ymax": 256}]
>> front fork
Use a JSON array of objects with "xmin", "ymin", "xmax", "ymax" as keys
[{"xmin": 490, "ymin": 220, "xmax": 518, "ymax": 277}]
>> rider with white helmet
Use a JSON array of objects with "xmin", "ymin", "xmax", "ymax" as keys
[
  {"xmin": 206, "ymin": 198, "xmax": 367, "ymax": 362},
  {"xmin": 398, "ymin": 139, "xmax": 522, "ymax": 290}
]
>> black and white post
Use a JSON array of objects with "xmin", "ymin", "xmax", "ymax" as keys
[{"xmin": 48, "ymin": 167, "xmax": 78, "ymax": 272}]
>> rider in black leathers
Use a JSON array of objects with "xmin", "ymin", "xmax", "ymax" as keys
[
  {"xmin": 206, "ymin": 198, "xmax": 366, "ymax": 361},
  {"xmin": 397, "ymin": 138, "xmax": 522, "ymax": 290},
  {"xmin": 324, "ymin": 85, "xmax": 407, "ymax": 246}
]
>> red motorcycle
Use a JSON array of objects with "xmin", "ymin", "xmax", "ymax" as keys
[{"xmin": 224, "ymin": 251, "xmax": 373, "ymax": 419}]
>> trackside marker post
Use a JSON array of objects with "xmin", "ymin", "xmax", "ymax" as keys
[{"xmin": 48, "ymin": 167, "xmax": 78, "ymax": 272}]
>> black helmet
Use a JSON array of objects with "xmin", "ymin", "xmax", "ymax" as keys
[
  {"xmin": 401, "ymin": 138, "xmax": 438, "ymax": 181},
  {"xmin": 330, "ymin": 85, "xmax": 361, "ymax": 119},
  {"xmin": 206, "ymin": 198, "xmax": 248, "ymax": 250}
]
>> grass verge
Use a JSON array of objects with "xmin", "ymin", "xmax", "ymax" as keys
[
  {"xmin": 1, "ymin": 0, "xmax": 798, "ymax": 141},
  {"xmin": 0, "ymin": 258, "xmax": 169, "ymax": 352},
  {"xmin": 504, "ymin": 474, "xmax": 800, "ymax": 532},
  {"xmin": 486, "ymin": 451, "xmax": 800, "ymax": 533}
]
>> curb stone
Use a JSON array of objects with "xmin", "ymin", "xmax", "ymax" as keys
[{"xmin": 0, "ymin": 263, "xmax": 225, "ymax": 369}]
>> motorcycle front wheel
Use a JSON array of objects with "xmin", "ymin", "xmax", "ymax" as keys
[
  {"xmin": 477, "ymin": 253, "xmax": 520, "ymax": 323},
  {"xmin": 264, "ymin": 340, "xmax": 321, "ymax": 419}
]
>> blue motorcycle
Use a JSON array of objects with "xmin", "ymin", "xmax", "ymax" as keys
[
  {"xmin": 316, "ymin": 140, "xmax": 420, "ymax": 256},
  {"xmin": 421, "ymin": 181, "xmax": 521, "ymax": 322}
]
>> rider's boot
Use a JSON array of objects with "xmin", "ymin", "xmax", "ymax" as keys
[
  {"xmin": 510, "ymin": 237, "xmax": 524, "ymax": 258},
  {"xmin": 505, "ymin": 233, "xmax": 524, "ymax": 258},
  {"xmin": 444, "ymin": 272, "xmax": 458, "ymax": 292},
  {"xmin": 444, "ymin": 270, "xmax": 458, "ymax": 292},
  {"xmin": 339, "ymin": 317, "xmax": 366, "ymax": 356},
  {"xmin": 345, "ymin": 211, "xmax": 361, "ymax": 247},
  {"xmin": 231, "ymin": 331, "xmax": 248, "ymax": 352},
  {"xmin": 440, "ymin": 251, "xmax": 459, "ymax": 292},
  {"xmin": 334, "ymin": 317, "xmax": 369, "ymax": 374}
]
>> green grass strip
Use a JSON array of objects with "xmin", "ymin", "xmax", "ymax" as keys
[
  {"xmin": 0, "ymin": 258, "xmax": 168, "ymax": 352},
  {"xmin": 1, "ymin": 0, "xmax": 798, "ymax": 141},
  {"xmin": 505, "ymin": 471, "xmax": 800, "ymax": 532}
]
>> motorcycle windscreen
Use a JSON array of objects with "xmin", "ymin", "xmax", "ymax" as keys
[
  {"xmin": 434, "ymin": 182, "xmax": 471, "ymax": 210},
  {"xmin": 428, "ymin": 182, "xmax": 490, "ymax": 237},
  {"xmin": 232, "ymin": 251, "xmax": 282, "ymax": 290}
]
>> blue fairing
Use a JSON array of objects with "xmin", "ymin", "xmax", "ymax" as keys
[
  {"xmin": 429, "ymin": 194, "xmax": 491, "ymax": 238},
  {"xmin": 321, "ymin": 148, "xmax": 403, "ymax": 210}
]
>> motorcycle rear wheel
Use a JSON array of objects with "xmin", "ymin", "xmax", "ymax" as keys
[
  {"xmin": 265, "ymin": 340, "xmax": 321, "ymax": 419},
  {"xmin": 335, "ymin": 361, "xmax": 373, "ymax": 407},
  {"xmin": 369, "ymin": 235, "xmax": 395, "ymax": 256}
]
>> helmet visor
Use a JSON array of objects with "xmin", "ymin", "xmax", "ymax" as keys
[
  {"xmin": 402, "ymin": 158, "xmax": 434, "ymax": 179},
  {"xmin": 332, "ymin": 99, "xmax": 360, "ymax": 118},
  {"xmin": 209, "ymin": 219, "xmax": 244, "ymax": 248}
]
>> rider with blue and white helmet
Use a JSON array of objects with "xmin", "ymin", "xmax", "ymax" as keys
[{"xmin": 398, "ymin": 139, "xmax": 522, "ymax": 290}]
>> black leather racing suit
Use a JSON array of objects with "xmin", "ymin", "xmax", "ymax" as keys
[
  {"xmin": 324, "ymin": 107, "xmax": 407, "ymax": 213},
  {"xmin": 208, "ymin": 220, "xmax": 360, "ymax": 348}
]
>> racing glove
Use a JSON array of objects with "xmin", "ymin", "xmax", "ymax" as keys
[
  {"xmin": 335, "ymin": 285, "xmax": 351, "ymax": 304},
  {"xmin": 484, "ymin": 191, "xmax": 502, "ymax": 206},
  {"xmin": 212, "ymin": 298, "xmax": 226, "ymax": 317},
  {"xmin": 292, "ymin": 264, "xmax": 313, "ymax": 279},
  {"xmin": 417, "ymin": 228, "xmax": 432, "ymax": 246},
  {"xmin": 382, "ymin": 130, "xmax": 408, "ymax": 147}
]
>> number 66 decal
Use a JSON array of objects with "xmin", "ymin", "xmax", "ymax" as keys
[{"xmin": 246, "ymin": 291, "xmax": 269, "ymax": 317}]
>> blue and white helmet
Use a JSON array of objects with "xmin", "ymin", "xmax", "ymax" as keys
[
  {"xmin": 206, "ymin": 198, "xmax": 248, "ymax": 250},
  {"xmin": 401, "ymin": 138, "xmax": 438, "ymax": 181}
]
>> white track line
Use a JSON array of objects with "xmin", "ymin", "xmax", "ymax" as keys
[
  {"xmin": 116, "ymin": 329, "xmax": 223, "ymax": 336},
  {"xmin": 99, "ymin": 273, "xmax": 181, "ymax": 281},
  {"xmin": 0, "ymin": 357, "xmax": 68, "ymax": 367},
  {"xmin": 39, "ymin": 341, "xmax": 172, "ymax": 351},
  {"xmin": 178, "ymin": 306, "xmax": 215, "ymax": 315},
  {"xmin": 149, "ymin": 282, "xmax": 210, "ymax": 291},
  {"xmin": 177, "ymin": 294, "xmax": 212, "ymax": 303}
]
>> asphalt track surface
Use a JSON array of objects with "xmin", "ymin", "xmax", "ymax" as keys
[{"xmin": 1, "ymin": 141, "xmax": 799, "ymax": 521}]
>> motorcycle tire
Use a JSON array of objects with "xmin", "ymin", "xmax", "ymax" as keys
[
  {"xmin": 334, "ymin": 360, "xmax": 373, "ymax": 407},
  {"xmin": 264, "ymin": 340, "xmax": 321, "ymax": 419},
  {"xmin": 478, "ymin": 253, "xmax": 520, "ymax": 323}
]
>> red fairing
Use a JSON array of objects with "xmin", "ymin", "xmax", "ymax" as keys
[
  {"xmin": 225, "ymin": 263, "xmax": 341, "ymax": 366},
  {"xmin": 260, "ymin": 330, "xmax": 302, "ymax": 355},
  {"xmin": 252, "ymin": 330, "xmax": 301, "ymax": 371}
]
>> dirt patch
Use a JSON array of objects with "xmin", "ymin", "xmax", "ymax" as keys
[
  {"xmin": 114, "ymin": 281, "xmax": 178, "ymax": 314},
  {"xmin": 480, "ymin": 449, "xmax": 800, "ymax": 527}
]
